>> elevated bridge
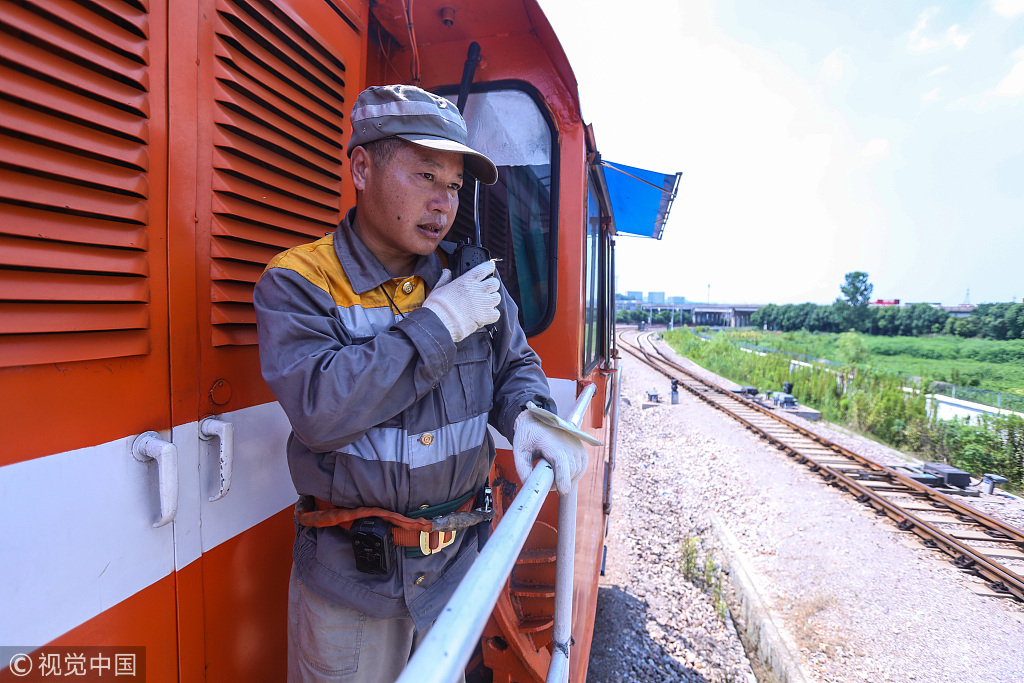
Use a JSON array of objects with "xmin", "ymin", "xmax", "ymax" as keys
[{"xmin": 620, "ymin": 302, "xmax": 768, "ymax": 327}]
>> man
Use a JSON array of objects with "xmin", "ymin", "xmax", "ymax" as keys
[{"xmin": 254, "ymin": 84, "xmax": 588, "ymax": 683}]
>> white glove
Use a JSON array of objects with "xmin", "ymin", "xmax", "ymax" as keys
[
  {"xmin": 422, "ymin": 260, "xmax": 501, "ymax": 343},
  {"xmin": 512, "ymin": 409, "xmax": 588, "ymax": 495}
]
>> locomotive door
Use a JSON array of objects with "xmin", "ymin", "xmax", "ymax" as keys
[
  {"xmin": 168, "ymin": 0, "xmax": 368, "ymax": 680},
  {"xmin": 0, "ymin": 0, "xmax": 182, "ymax": 676}
]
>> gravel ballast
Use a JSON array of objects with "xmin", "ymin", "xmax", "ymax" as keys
[{"xmin": 584, "ymin": 334, "xmax": 1024, "ymax": 683}]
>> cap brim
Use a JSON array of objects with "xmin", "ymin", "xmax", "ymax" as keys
[{"xmin": 397, "ymin": 134, "xmax": 499, "ymax": 185}]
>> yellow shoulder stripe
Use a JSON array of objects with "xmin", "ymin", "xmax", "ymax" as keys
[{"xmin": 264, "ymin": 234, "xmax": 365, "ymax": 308}]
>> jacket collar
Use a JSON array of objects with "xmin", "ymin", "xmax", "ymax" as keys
[{"xmin": 333, "ymin": 207, "xmax": 452, "ymax": 293}]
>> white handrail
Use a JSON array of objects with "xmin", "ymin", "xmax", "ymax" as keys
[
  {"xmin": 395, "ymin": 383, "xmax": 597, "ymax": 683},
  {"xmin": 544, "ymin": 484, "xmax": 577, "ymax": 683}
]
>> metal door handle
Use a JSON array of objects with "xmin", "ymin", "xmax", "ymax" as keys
[
  {"xmin": 131, "ymin": 431, "xmax": 178, "ymax": 528},
  {"xmin": 200, "ymin": 417, "xmax": 234, "ymax": 502}
]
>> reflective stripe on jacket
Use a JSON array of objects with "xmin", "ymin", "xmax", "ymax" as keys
[{"xmin": 253, "ymin": 208, "xmax": 553, "ymax": 629}]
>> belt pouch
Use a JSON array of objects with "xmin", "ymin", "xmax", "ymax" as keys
[{"xmin": 351, "ymin": 517, "xmax": 395, "ymax": 575}]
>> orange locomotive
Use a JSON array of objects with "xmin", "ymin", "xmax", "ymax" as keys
[{"xmin": 0, "ymin": 1, "xmax": 676, "ymax": 681}]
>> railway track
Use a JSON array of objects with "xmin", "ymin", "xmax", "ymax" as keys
[{"xmin": 618, "ymin": 329, "xmax": 1024, "ymax": 602}]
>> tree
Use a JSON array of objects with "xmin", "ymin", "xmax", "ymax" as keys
[
  {"xmin": 752, "ymin": 304, "xmax": 779, "ymax": 330},
  {"xmin": 872, "ymin": 305, "xmax": 898, "ymax": 336},
  {"xmin": 1008, "ymin": 303, "xmax": 1024, "ymax": 339},
  {"xmin": 840, "ymin": 271, "xmax": 873, "ymax": 332},
  {"xmin": 652, "ymin": 310, "xmax": 673, "ymax": 325},
  {"xmin": 841, "ymin": 271, "xmax": 874, "ymax": 307},
  {"xmin": 955, "ymin": 316, "xmax": 982, "ymax": 338},
  {"xmin": 830, "ymin": 299, "xmax": 853, "ymax": 332}
]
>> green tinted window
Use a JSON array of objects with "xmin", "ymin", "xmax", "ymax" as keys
[{"xmin": 442, "ymin": 87, "xmax": 557, "ymax": 334}]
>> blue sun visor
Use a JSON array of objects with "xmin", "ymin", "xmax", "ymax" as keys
[{"xmin": 601, "ymin": 161, "xmax": 681, "ymax": 240}]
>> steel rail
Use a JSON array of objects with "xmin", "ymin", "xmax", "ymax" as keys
[
  {"xmin": 644, "ymin": 337, "xmax": 1024, "ymax": 542},
  {"xmin": 619, "ymin": 329, "xmax": 1024, "ymax": 601},
  {"xmin": 640, "ymin": 334, "xmax": 1024, "ymax": 539},
  {"xmin": 395, "ymin": 383, "xmax": 597, "ymax": 683}
]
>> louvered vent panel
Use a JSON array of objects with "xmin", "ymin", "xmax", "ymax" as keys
[
  {"xmin": 211, "ymin": 0, "xmax": 347, "ymax": 347},
  {"xmin": 0, "ymin": 0, "xmax": 152, "ymax": 367}
]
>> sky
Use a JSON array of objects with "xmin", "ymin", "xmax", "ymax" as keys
[{"xmin": 536, "ymin": 0, "xmax": 1024, "ymax": 306}]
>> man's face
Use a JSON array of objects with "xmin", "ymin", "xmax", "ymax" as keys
[{"xmin": 352, "ymin": 141, "xmax": 464, "ymax": 268}]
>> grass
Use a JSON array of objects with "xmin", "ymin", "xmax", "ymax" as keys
[
  {"xmin": 678, "ymin": 534, "xmax": 729, "ymax": 621},
  {"xmin": 722, "ymin": 330, "xmax": 1024, "ymax": 395}
]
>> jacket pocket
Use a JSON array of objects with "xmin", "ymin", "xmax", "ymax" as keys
[{"xmin": 439, "ymin": 331, "xmax": 493, "ymax": 423}]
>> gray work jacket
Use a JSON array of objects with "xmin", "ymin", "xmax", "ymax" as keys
[{"xmin": 253, "ymin": 208, "xmax": 553, "ymax": 629}]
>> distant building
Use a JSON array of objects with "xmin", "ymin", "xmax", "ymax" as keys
[
  {"xmin": 869, "ymin": 299, "xmax": 900, "ymax": 307},
  {"xmin": 669, "ymin": 296, "xmax": 687, "ymax": 304},
  {"xmin": 648, "ymin": 291, "xmax": 666, "ymax": 304},
  {"xmin": 626, "ymin": 290, "xmax": 643, "ymax": 301},
  {"xmin": 941, "ymin": 304, "xmax": 976, "ymax": 318}
]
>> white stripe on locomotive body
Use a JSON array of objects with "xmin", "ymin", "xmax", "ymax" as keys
[
  {"xmin": 196, "ymin": 402, "xmax": 295, "ymax": 553},
  {"xmin": 0, "ymin": 378, "xmax": 578, "ymax": 647},
  {"xmin": 0, "ymin": 435, "xmax": 176, "ymax": 646}
]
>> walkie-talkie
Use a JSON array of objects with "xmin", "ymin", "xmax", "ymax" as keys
[
  {"xmin": 452, "ymin": 42, "xmax": 491, "ymax": 282},
  {"xmin": 451, "ymin": 238, "xmax": 490, "ymax": 278},
  {"xmin": 451, "ymin": 171, "xmax": 491, "ymax": 278}
]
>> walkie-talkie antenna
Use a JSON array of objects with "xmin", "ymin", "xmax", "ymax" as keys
[
  {"xmin": 456, "ymin": 42, "xmax": 483, "ymax": 248},
  {"xmin": 455, "ymin": 42, "xmax": 480, "ymax": 114},
  {"xmin": 473, "ymin": 181, "xmax": 481, "ymax": 246}
]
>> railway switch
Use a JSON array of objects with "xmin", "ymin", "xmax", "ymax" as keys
[
  {"xmin": 904, "ymin": 471, "xmax": 944, "ymax": 488},
  {"xmin": 923, "ymin": 463, "xmax": 972, "ymax": 489}
]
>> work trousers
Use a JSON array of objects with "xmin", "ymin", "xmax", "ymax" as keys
[{"xmin": 287, "ymin": 565, "xmax": 466, "ymax": 683}]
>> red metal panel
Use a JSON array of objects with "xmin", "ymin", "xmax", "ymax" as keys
[
  {"xmin": 0, "ymin": 134, "xmax": 149, "ymax": 197},
  {"xmin": 0, "ymin": 330, "xmax": 150, "ymax": 368},
  {"xmin": 200, "ymin": 509, "xmax": 294, "ymax": 683},
  {"xmin": 0, "ymin": 104, "xmax": 149, "ymax": 171},
  {"xmin": 0, "ymin": 234, "xmax": 149, "ymax": 276},
  {"xmin": 0, "ymin": 35, "xmax": 149, "ymax": 117},
  {"xmin": 190, "ymin": 0, "xmax": 367, "ymax": 416},
  {"xmin": 0, "ymin": 269, "xmax": 149, "ymax": 303},
  {"xmin": 212, "ymin": 125, "xmax": 342, "ymax": 190},
  {"xmin": 159, "ymin": 3, "xmax": 367, "ymax": 675},
  {"xmin": 19, "ymin": 574, "xmax": 182, "ymax": 683},
  {"xmin": 0, "ymin": 0, "xmax": 171, "ymax": 462},
  {"xmin": 0, "ymin": 64, "xmax": 149, "ymax": 139},
  {"xmin": 14, "ymin": 0, "xmax": 150, "ymax": 55},
  {"xmin": 0, "ymin": 303, "xmax": 149, "ymax": 334},
  {"xmin": 0, "ymin": 205, "xmax": 149, "ymax": 249},
  {"xmin": 209, "ymin": 211, "xmax": 324, "ymax": 245},
  {"xmin": 0, "ymin": 168, "xmax": 149, "ymax": 224},
  {"xmin": 1, "ymin": 2, "xmax": 150, "ymax": 86}
]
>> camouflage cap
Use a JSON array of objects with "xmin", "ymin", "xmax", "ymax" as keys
[{"xmin": 346, "ymin": 84, "xmax": 498, "ymax": 185}]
